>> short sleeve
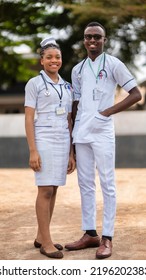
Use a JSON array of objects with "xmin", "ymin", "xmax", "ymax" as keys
[
  {"xmin": 71, "ymin": 67, "xmax": 81, "ymax": 101},
  {"xmin": 113, "ymin": 60, "xmax": 137, "ymax": 92},
  {"xmin": 65, "ymin": 82, "xmax": 74, "ymax": 113},
  {"xmin": 24, "ymin": 78, "xmax": 38, "ymax": 108}
]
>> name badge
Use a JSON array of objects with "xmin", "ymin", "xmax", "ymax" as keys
[
  {"xmin": 56, "ymin": 106, "xmax": 66, "ymax": 115},
  {"xmin": 93, "ymin": 88, "xmax": 103, "ymax": 101}
]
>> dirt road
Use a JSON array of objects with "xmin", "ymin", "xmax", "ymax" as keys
[{"xmin": 0, "ymin": 168, "xmax": 146, "ymax": 260}]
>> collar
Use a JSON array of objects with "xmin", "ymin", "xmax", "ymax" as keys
[
  {"xmin": 40, "ymin": 70, "xmax": 64, "ymax": 85},
  {"xmin": 88, "ymin": 52, "xmax": 104, "ymax": 63}
]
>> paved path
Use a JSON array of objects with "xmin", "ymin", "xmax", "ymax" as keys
[{"xmin": 0, "ymin": 168, "xmax": 146, "ymax": 260}]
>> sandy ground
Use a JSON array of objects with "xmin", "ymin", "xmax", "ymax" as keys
[{"xmin": 0, "ymin": 168, "xmax": 146, "ymax": 260}]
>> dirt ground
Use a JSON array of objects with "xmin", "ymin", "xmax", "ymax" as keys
[{"xmin": 0, "ymin": 168, "xmax": 146, "ymax": 260}]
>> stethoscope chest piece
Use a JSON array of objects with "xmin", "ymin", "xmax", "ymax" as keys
[
  {"xmin": 77, "ymin": 73, "xmax": 82, "ymax": 81},
  {"xmin": 44, "ymin": 90, "xmax": 51, "ymax": 96}
]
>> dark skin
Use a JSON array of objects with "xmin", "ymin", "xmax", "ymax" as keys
[
  {"xmin": 72, "ymin": 25, "xmax": 141, "ymax": 122},
  {"xmin": 25, "ymin": 46, "xmax": 76, "ymax": 255},
  {"xmin": 84, "ymin": 26, "xmax": 107, "ymax": 61}
]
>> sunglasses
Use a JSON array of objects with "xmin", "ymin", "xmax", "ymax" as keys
[{"xmin": 84, "ymin": 34, "xmax": 104, "ymax": 41}]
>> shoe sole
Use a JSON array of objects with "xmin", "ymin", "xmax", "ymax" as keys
[
  {"xmin": 96, "ymin": 253, "xmax": 112, "ymax": 259},
  {"xmin": 65, "ymin": 244, "xmax": 100, "ymax": 251},
  {"xmin": 40, "ymin": 247, "xmax": 63, "ymax": 259}
]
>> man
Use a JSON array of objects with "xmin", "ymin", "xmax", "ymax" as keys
[{"xmin": 65, "ymin": 22, "xmax": 141, "ymax": 259}]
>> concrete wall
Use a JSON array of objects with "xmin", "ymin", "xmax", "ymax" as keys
[
  {"xmin": 114, "ymin": 111, "xmax": 146, "ymax": 167},
  {"xmin": 0, "ymin": 112, "xmax": 146, "ymax": 168}
]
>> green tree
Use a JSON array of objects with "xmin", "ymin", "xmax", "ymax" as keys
[{"xmin": 0, "ymin": 0, "xmax": 146, "ymax": 87}]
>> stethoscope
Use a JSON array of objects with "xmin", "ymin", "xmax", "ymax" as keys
[
  {"xmin": 77, "ymin": 57, "xmax": 88, "ymax": 81},
  {"xmin": 40, "ymin": 73, "xmax": 72, "ymax": 97},
  {"xmin": 40, "ymin": 73, "xmax": 51, "ymax": 96},
  {"xmin": 99, "ymin": 52, "xmax": 107, "ymax": 78},
  {"xmin": 77, "ymin": 52, "xmax": 107, "ymax": 80}
]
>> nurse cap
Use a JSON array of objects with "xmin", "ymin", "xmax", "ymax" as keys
[{"xmin": 40, "ymin": 37, "xmax": 57, "ymax": 47}]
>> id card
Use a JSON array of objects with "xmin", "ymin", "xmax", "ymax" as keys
[
  {"xmin": 93, "ymin": 88, "xmax": 103, "ymax": 101},
  {"xmin": 56, "ymin": 106, "xmax": 66, "ymax": 115}
]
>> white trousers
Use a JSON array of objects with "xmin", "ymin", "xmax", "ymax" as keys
[{"xmin": 75, "ymin": 141, "xmax": 116, "ymax": 237}]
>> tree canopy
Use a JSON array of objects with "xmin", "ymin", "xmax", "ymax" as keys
[{"xmin": 0, "ymin": 0, "xmax": 146, "ymax": 87}]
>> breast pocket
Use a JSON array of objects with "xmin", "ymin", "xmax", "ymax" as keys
[{"xmin": 96, "ymin": 74, "xmax": 107, "ymax": 91}]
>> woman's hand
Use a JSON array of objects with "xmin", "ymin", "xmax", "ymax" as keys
[
  {"xmin": 29, "ymin": 150, "xmax": 41, "ymax": 172},
  {"xmin": 67, "ymin": 154, "xmax": 76, "ymax": 174}
]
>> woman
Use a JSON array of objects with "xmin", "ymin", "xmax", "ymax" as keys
[{"xmin": 25, "ymin": 37, "xmax": 75, "ymax": 259}]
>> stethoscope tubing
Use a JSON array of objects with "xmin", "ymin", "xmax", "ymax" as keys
[
  {"xmin": 39, "ymin": 73, "xmax": 71, "ymax": 97},
  {"xmin": 78, "ymin": 52, "xmax": 107, "ymax": 79}
]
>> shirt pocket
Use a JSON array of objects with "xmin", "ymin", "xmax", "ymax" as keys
[
  {"xmin": 34, "ymin": 118, "xmax": 53, "ymax": 127},
  {"xmin": 95, "ymin": 111, "xmax": 111, "ymax": 121},
  {"xmin": 91, "ymin": 112, "xmax": 112, "ymax": 134}
]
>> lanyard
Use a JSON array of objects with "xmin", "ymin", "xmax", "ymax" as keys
[
  {"xmin": 88, "ymin": 53, "xmax": 104, "ymax": 84},
  {"xmin": 50, "ymin": 83, "xmax": 63, "ymax": 107}
]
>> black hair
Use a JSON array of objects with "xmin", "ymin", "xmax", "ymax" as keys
[
  {"xmin": 84, "ymin": 22, "xmax": 106, "ymax": 36},
  {"xmin": 40, "ymin": 43, "xmax": 61, "ymax": 58}
]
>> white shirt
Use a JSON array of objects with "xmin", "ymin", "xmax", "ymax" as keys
[
  {"xmin": 72, "ymin": 53, "xmax": 137, "ymax": 143},
  {"xmin": 25, "ymin": 70, "xmax": 73, "ymax": 115},
  {"xmin": 24, "ymin": 70, "xmax": 73, "ymax": 125}
]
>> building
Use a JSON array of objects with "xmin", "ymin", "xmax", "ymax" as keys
[
  {"xmin": 0, "ymin": 83, "xmax": 25, "ymax": 114},
  {"xmin": 0, "ymin": 80, "xmax": 146, "ymax": 168}
]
